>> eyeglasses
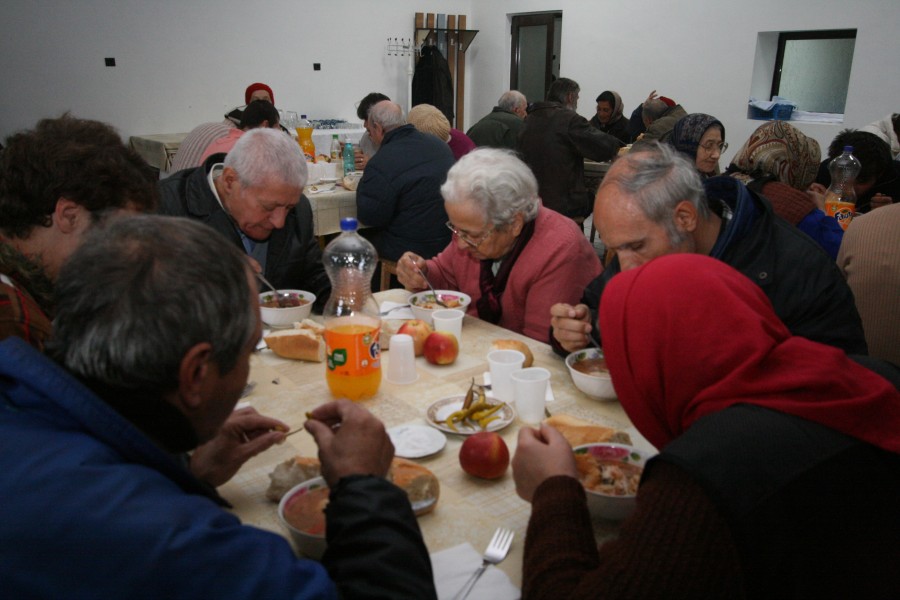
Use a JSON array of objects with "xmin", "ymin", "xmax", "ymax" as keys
[
  {"xmin": 445, "ymin": 221, "xmax": 495, "ymax": 248},
  {"xmin": 700, "ymin": 141, "xmax": 728, "ymax": 154}
]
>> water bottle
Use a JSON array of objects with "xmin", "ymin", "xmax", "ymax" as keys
[
  {"xmin": 329, "ymin": 134, "xmax": 342, "ymax": 178},
  {"xmin": 824, "ymin": 146, "xmax": 860, "ymax": 231},
  {"xmin": 297, "ymin": 115, "xmax": 316, "ymax": 162},
  {"xmin": 342, "ymin": 141, "xmax": 355, "ymax": 177},
  {"xmin": 322, "ymin": 218, "xmax": 381, "ymax": 400}
]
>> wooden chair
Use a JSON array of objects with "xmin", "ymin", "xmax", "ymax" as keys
[{"xmin": 379, "ymin": 259, "xmax": 399, "ymax": 291}]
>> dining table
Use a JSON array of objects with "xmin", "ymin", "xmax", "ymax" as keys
[
  {"xmin": 220, "ymin": 288, "xmax": 655, "ymax": 596},
  {"xmin": 305, "ymin": 186, "xmax": 358, "ymax": 238}
]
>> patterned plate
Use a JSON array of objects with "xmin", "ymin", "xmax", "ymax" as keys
[{"xmin": 425, "ymin": 395, "xmax": 515, "ymax": 435}]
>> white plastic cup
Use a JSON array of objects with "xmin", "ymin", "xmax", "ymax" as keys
[
  {"xmin": 511, "ymin": 367, "xmax": 551, "ymax": 424},
  {"xmin": 386, "ymin": 334, "xmax": 417, "ymax": 384},
  {"xmin": 431, "ymin": 309, "xmax": 464, "ymax": 343},
  {"xmin": 487, "ymin": 349, "xmax": 525, "ymax": 403}
]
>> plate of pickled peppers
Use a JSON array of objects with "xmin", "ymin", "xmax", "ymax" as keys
[{"xmin": 425, "ymin": 379, "xmax": 515, "ymax": 435}]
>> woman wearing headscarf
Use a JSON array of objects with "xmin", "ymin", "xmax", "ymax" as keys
[
  {"xmin": 396, "ymin": 148, "xmax": 601, "ymax": 343},
  {"xmin": 513, "ymin": 254, "xmax": 900, "ymax": 598},
  {"xmin": 668, "ymin": 113, "xmax": 726, "ymax": 178},
  {"xmin": 588, "ymin": 91, "xmax": 630, "ymax": 145},
  {"xmin": 727, "ymin": 120, "xmax": 843, "ymax": 258}
]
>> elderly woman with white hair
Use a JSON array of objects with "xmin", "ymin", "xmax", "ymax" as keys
[{"xmin": 397, "ymin": 148, "xmax": 602, "ymax": 343}]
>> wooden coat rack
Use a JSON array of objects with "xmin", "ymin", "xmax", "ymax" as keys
[{"xmin": 414, "ymin": 12, "xmax": 478, "ymax": 128}]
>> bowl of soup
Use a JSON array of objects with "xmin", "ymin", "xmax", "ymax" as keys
[
  {"xmin": 408, "ymin": 290, "xmax": 471, "ymax": 325},
  {"xmin": 565, "ymin": 348, "xmax": 616, "ymax": 400},
  {"xmin": 573, "ymin": 443, "xmax": 651, "ymax": 520},
  {"xmin": 277, "ymin": 476, "xmax": 329, "ymax": 558},
  {"xmin": 259, "ymin": 289, "xmax": 315, "ymax": 327}
]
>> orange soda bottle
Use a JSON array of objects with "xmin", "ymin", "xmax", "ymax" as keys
[
  {"xmin": 297, "ymin": 114, "xmax": 316, "ymax": 162},
  {"xmin": 322, "ymin": 217, "xmax": 381, "ymax": 400},
  {"xmin": 823, "ymin": 145, "xmax": 860, "ymax": 231}
]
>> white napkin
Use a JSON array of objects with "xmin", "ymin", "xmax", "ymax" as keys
[
  {"xmin": 380, "ymin": 301, "xmax": 415, "ymax": 320},
  {"xmin": 431, "ymin": 543, "xmax": 520, "ymax": 600},
  {"xmin": 482, "ymin": 372, "xmax": 556, "ymax": 402}
]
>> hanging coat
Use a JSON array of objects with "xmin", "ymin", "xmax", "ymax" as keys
[{"xmin": 412, "ymin": 45, "xmax": 455, "ymax": 123}]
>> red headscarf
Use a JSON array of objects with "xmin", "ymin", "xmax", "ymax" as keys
[
  {"xmin": 599, "ymin": 254, "xmax": 900, "ymax": 452},
  {"xmin": 245, "ymin": 83, "xmax": 274, "ymax": 106}
]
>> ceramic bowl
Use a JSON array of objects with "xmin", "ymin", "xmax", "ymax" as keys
[
  {"xmin": 565, "ymin": 347, "xmax": 616, "ymax": 400},
  {"xmin": 278, "ymin": 476, "xmax": 329, "ymax": 559},
  {"xmin": 408, "ymin": 290, "xmax": 471, "ymax": 325},
  {"xmin": 573, "ymin": 443, "xmax": 652, "ymax": 520},
  {"xmin": 259, "ymin": 289, "xmax": 315, "ymax": 327}
]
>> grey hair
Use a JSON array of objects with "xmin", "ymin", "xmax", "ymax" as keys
[
  {"xmin": 547, "ymin": 78, "xmax": 580, "ymax": 104},
  {"xmin": 498, "ymin": 90, "xmax": 526, "ymax": 112},
  {"xmin": 642, "ymin": 98, "xmax": 668, "ymax": 121},
  {"xmin": 368, "ymin": 101, "xmax": 406, "ymax": 132},
  {"xmin": 224, "ymin": 128, "xmax": 307, "ymax": 189},
  {"xmin": 441, "ymin": 148, "xmax": 540, "ymax": 226},
  {"xmin": 48, "ymin": 215, "xmax": 257, "ymax": 397},
  {"xmin": 601, "ymin": 142, "xmax": 709, "ymax": 246}
]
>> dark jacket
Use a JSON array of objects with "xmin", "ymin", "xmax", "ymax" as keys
[
  {"xmin": 412, "ymin": 45, "xmax": 454, "ymax": 123},
  {"xmin": 0, "ymin": 338, "xmax": 437, "ymax": 599},
  {"xmin": 356, "ymin": 125, "xmax": 454, "ymax": 262},
  {"xmin": 632, "ymin": 104, "xmax": 688, "ymax": 151},
  {"xmin": 588, "ymin": 114, "xmax": 631, "ymax": 145},
  {"xmin": 518, "ymin": 101, "xmax": 620, "ymax": 218},
  {"xmin": 657, "ymin": 404, "xmax": 900, "ymax": 598},
  {"xmin": 466, "ymin": 107, "xmax": 525, "ymax": 150},
  {"xmin": 158, "ymin": 155, "xmax": 330, "ymax": 312},
  {"xmin": 553, "ymin": 177, "xmax": 867, "ymax": 355}
]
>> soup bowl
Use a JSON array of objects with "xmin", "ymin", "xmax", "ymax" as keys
[
  {"xmin": 573, "ymin": 443, "xmax": 653, "ymax": 520},
  {"xmin": 278, "ymin": 476, "xmax": 329, "ymax": 559},
  {"xmin": 259, "ymin": 289, "xmax": 315, "ymax": 328},
  {"xmin": 565, "ymin": 347, "xmax": 617, "ymax": 400}
]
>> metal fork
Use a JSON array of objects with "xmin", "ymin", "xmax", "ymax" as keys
[
  {"xmin": 378, "ymin": 304, "xmax": 410, "ymax": 316},
  {"xmin": 451, "ymin": 527, "xmax": 514, "ymax": 600}
]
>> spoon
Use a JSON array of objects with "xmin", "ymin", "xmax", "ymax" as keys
[
  {"xmin": 256, "ymin": 273, "xmax": 293, "ymax": 308},
  {"xmin": 413, "ymin": 264, "xmax": 449, "ymax": 308}
]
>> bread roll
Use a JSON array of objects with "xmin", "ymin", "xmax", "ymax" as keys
[
  {"xmin": 544, "ymin": 414, "xmax": 632, "ymax": 447},
  {"xmin": 491, "ymin": 339, "xmax": 534, "ymax": 368},
  {"xmin": 264, "ymin": 319, "xmax": 325, "ymax": 362},
  {"xmin": 266, "ymin": 456, "xmax": 322, "ymax": 501},
  {"xmin": 267, "ymin": 456, "xmax": 440, "ymax": 515}
]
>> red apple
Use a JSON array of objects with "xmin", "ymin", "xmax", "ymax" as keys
[
  {"xmin": 459, "ymin": 432, "xmax": 509, "ymax": 479},
  {"xmin": 423, "ymin": 331, "xmax": 459, "ymax": 365},
  {"xmin": 397, "ymin": 319, "xmax": 433, "ymax": 357}
]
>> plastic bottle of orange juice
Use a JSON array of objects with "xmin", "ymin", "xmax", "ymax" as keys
[
  {"xmin": 297, "ymin": 115, "xmax": 316, "ymax": 162},
  {"xmin": 322, "ymin": 217, "xmax": 381, "ymax": 400}
]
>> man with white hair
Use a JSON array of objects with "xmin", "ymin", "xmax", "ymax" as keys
[
  {"xmin": 466, "ymin": 90, "xmax": 528, "ymax": 150},
  {"xmin": 159, "ymin": 128, "xmax": 330, "ymax": 310},
  {"xmin": 356, "ymin": 100, "xmax": 455, "ymax": 262}
]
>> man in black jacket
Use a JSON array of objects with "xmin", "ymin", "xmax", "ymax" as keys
[
  {"xmin": 158, "ymin": 128, "xmax": 330, "ymax": 311},
  {"xmin": 518, "ymin": 77, "xmax": 620, "ymax": 219},
  {"xmin": 551, "ymin": 143, "xmax": 867, "ymax": 355}
]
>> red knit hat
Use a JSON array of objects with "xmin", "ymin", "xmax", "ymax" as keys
[
  {"xmin": 245, "ymin": 83, "xmax": 274, "ymax": 106},
  {"xmin": 659, "ymin": 96, "xmax": 676, "ymax": 107}
]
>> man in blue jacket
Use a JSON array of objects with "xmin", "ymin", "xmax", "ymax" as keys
[
  {"xmin": 356, "ymin": 100, "xmax": 455, "ymax": 262},
  {"xmin": 0, "ymin": 215, "xmax": 436, "ymax": 599}
]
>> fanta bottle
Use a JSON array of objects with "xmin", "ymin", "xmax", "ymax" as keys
[
  {"xmin": 824, "ymin": 146, "xmax": 860, "ymax": 231},
  {"xmin": 322, "ymin": 218, "xmax": 381, "ymax": 400},
  {"xmin": 297, "ymin": 115, "xmax": 316, "ymax": 162}
]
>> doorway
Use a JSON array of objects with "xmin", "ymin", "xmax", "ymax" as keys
[{"xmin": 510, "ymin": 12, "xmax": 562, "ymax": 104}]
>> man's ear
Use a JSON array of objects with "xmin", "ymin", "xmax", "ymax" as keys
[
  {"xmin": 53, "ymin": 198, "xmax": 84, "ymax": 234},
  {"xmin": 673, "ymin": 200, "xmax": 699, "ymax": 233},
  {"xmin": 219, "ymin": 167, "xmax": 240, "ymax": 195},
  {"xmin": 177, "ymin": 342, "xmax": 214, "ymax": 410}
]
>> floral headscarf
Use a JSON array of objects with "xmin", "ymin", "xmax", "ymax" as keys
[{"xmin": 728, "ymin": 121, "xmax": 820, "ymax": 190}]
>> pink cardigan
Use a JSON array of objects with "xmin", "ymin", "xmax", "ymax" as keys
[{"xmin": 425, "ymin": 207, "xmax": 602, "ymax": 343}]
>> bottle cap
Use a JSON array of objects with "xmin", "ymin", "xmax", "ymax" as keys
[
  {"xmin": 340, "ymin": 217, "xmax": 359, "ymax": 232},
  {"xmin": 843, "ymin": 146, "xmax": 854, "ymax": 153}
]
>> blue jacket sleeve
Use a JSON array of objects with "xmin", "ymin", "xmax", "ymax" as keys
[{"xmin": 796, "ymin": 209, "xmax": 843, "ymax": 260}]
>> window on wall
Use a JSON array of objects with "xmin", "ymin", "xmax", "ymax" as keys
[
  {"xmin": 771, "ymin": 30, "xmax": 856, "ymax": 114},
  {"xmin": 749, "ymin": 28, "xmax": 856, "ymax": 122}
]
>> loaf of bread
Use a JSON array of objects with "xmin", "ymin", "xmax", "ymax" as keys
[
  {"xmin": 544, "ymin": 414, "xmax": 632, "ymax": 447},
  {"xmin": 266, "ymin": 455, "xmax": 440, "ymax": 516},
  {"xmin": 491, "ymin": 339, "xmax": 534, "ymax": 368},
  {"xmin": 264, "ymin": 319, "xmax": 325, "ymax": 362}
]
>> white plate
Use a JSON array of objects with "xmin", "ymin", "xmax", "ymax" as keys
[
  {"xmin": 426, "ymin": 395, "xmax": 515, "ymax": 435},
  {"xmin": 388, "ymin": 425, "xmax": 447, "ymax": 458}
]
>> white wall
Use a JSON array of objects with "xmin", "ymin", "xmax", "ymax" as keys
[
  {"xmin": 2, "ymin": 0, "xmax": 898, "ymax": 164},
  {"xmin": 467, "ymin": 0, "xmax": 900, "ymax": 164}
]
